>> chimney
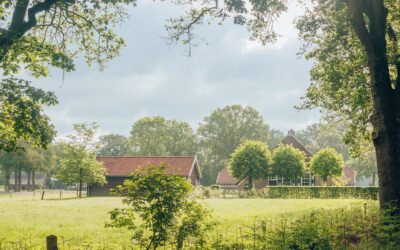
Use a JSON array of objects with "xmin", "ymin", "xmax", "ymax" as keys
[{"xmin": 288, "ymin": 129, "xmax": 295, "ymax": 136}]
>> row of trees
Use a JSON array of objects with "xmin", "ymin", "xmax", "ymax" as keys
[
  {"xmin": 0, "ymin": 104, "xmax": 376, "ymax": 189},
  {"xmin": 97, "ymin": 108, "xmax": 376, "ymax": 185},
  {"xmin": 97, "ymin": 105, "xmax": 280, "ymax": 185},
  {"xmin": 230, "ymin": 141, "xmax": 344, "ymax": 189},
  {"xmin": 0, "ymin": 123, "xmax": 106, "ymax": 196}
]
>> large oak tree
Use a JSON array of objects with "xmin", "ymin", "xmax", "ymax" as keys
[
  {"xmin": 295, "ymin": 0, "xmax": 400, "ymax": 208},
  {"xmin": 197, "ymin": 105, "xmax": 270, "ymax": 184}
]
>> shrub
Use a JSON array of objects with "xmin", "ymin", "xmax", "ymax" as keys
[
  {"xmin": 107, "ymin": 164, "xmax": 213, "ymax": 249},
  {"xmin": 210, "ymin": 184, "xmax": 221, "ymax": 190},
  {"xmin": 203, "ymin": 186, "xmax": 379, "ymax": 200},
  {"xmin": 375, "ymin": 204, "xmax": 400, "ymax": 247},
  {"xmin": 263, "ymin": 186, "xmax": 378, "ymax": 199}
]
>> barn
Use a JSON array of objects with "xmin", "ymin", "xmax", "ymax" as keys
[{"xmin": 88, "ymin": 156, "xmax": 201, "ymax": 196}]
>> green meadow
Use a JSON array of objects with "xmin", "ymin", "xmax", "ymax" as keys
[{"xmin": 0, "ymin": 194, "xmax": 377, "ymax": 249}]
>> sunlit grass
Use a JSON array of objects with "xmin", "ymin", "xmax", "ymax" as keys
[{"xmin": 0, "ymin": 196, "xmax": 378, "ymax": 249}]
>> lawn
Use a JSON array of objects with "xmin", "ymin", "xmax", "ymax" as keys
[{"xmin": 0, "ymin": 196, "xmax": 377, "ymax": 249}]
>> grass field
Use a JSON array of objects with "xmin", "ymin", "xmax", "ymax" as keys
[{"xmin": 0, "ymin": 194, "xmax": 378, "ymax": 249}]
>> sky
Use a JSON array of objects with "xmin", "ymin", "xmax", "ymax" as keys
[{"xmin": 29, "ymin": 1, "xmax": 321, "ymax": 137}]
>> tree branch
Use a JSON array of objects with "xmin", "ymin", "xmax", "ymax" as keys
[
  {"xmin": 10, "ymin": 0, "xmax": 30, "ymax": 31},
  {"xmin": 21, "ymin": 0, "xmax": 59, "ymax": 33},
  {"xmin": 347, "ymin": 0, "xmax": 374, "ymax": 55}
]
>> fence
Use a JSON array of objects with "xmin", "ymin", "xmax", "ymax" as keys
[{"xmin": 0, "ymin": 189, "xmax": 87, "ymax": 200}]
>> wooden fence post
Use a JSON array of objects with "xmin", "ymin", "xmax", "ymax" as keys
[
  {"xmin": 46, "ymin": 235, "xmax": 58, "ymax": 250},
  {"xmin": 41, "ymin": 191, "xmax": 45, "ymax": 200}
]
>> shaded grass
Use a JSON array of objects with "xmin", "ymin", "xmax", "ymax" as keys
[{"xmin": 0, "ymin": 197, "xmax": 378, "ymax": 249}]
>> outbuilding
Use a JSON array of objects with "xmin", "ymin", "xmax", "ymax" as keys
[{"xmin": 88, "ymin": 156, "xmax": 201, "ymax": 196}]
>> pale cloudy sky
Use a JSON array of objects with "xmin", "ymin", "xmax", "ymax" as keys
[{"xmin": 29, "ymin": 1, "xmax": 321, "ymax": 137}]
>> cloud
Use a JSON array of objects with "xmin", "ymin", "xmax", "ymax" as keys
[{"xmin": 30, "ymin": 1, "xmax": 320, "ymax": 138}]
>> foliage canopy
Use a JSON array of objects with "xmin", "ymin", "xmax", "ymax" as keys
[
  {"xmin": 271, "ymin": 144, "xmax": 306, "ymax": 181},
  {"xmin": 108, "ymin": 164, "xmax": 212, "ymax": 249},
  {"xmin": 0, "ymin": 78, "xmax": 57, "ymax": 152},
  {"xmin": 230, "ymin": 140, "xmax": 271, "ymax": 189},
  {"xmin": 197, "ymin": 104, "xmax": 270, "ymax": 184},
  {"xmin": 311, "ymin": 147, "xmax": 344, "ymax": 183},
  {"xmin": 55, "ymin": 123, "xmax": 106, "ymax": 197}
]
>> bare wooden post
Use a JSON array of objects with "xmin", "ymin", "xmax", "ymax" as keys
[
  {"xmin": 59, "ymin": 190, "xmax": 62, "ymax": 199},
  {"xmin": 41, "ymin": 191, "xmax": 45, "ymax": 200},
  {"xmin": 46, "ymin": 235, "xmax": 58, "ymax": 250}
]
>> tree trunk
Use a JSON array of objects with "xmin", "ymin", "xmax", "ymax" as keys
[
  {"xmin": 5, "ymin": 168, "xmax": 10, "ymax": 191},
  {"xmin": 32, "ymin": 170, "xmax": 35, "ymax": 190},
  {"xmin": 372, "ymin": 172, "xmax": 376, "ymax": 186},
  {"xmin": 248, "ymin": 176, "xmax": 253, "ymax": 190},
  {"xmin": 18, "ymin": 167, "xmax": 22, "ymax": 191},
  {"xmin": 27, "ymin": 171, "xmax": 31, "ymax": 191},
  {"xmin": 79, "ymin": 168, "xmax": 83, "ymax": 198},
  {"xmin": 348, "ymin": 0, "xmax": 400, "ymax": 209},
  {"xmin": 14, "ymin": 165, "xmax": 18, "ymax": 191}
]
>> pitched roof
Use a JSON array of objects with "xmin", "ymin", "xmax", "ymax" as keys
[
  {"xmin": 281, "ymin": 131, "xmax": 313, "ymax": 158},
  {"xmin": 96, "ymin": 156, "xmax": 201, "ymax": 178},
  {"xmin": 216, "ymin": 167, "xmax": 238, "ymax": 185}
]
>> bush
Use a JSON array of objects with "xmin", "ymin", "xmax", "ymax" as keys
[
  {"xmin": 375, "ymin": 204, "xmax": 400, "ymax": 247},
  {"xmin": 210, "ymin": 184, "xmax": 221, "ymax": 190},
  {"xmin": 263, "ymin": 186, "xmax": 378, "ymax": 199},
  {"xmin": 107, "ymin": 164, "xmax": 213, "ymax": 249},
  {"xmin": 202, "ymin": 186, "xmax": 379, "ymax": 200}
]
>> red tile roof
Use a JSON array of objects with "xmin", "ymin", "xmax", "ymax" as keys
[
  {"xmin": 281, "ymin": 134, "xmax": 313, "ymax": 158},
  {"xmin": 216, "ymin": 167, "xmax": 238, "ymax": 185},
  {"xmin": 96, "ymin": 156, "xmax": 199, "ymax": 178}
]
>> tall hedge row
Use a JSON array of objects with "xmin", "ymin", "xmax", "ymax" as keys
[{"xmin": 260, "ymin": 186, "xmax": 379, "ymax": 199}]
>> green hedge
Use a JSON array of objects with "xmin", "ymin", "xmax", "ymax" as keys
[{"xmin": 261, "ymin": 186, "xmax": 379, "ymax": 199}]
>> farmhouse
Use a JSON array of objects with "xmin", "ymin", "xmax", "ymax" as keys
[
  {"xmin": 88, "ymin": 156, "xmax": 201, "ymax": 196},
  {"xmin": 216, "ymin": 129, "xmax": 356, "ymax": 189}
]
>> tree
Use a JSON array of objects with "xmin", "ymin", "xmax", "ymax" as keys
[
  {"xmin": 165, "ymin": 120, "xmax": 197, "ymax": 156},
  {"xmin": 267, "ymin": 129, "xmax": 285, "ymax": 150},
  {"xmin": 293, "ymin": 0, "xmax": 400, "ymax": 208},
  {"xmin": 296, "ymin": 121, "xmax": 349, "ymax": 160},
  {"xmin": 310, "ymin": 147, "xmax": 344, "ymax": 184},
  {"xmin": 197, "ymin": 105, "xmax": 270, "ymax": 184},
  {"xmin": 130, "ymin": 116, "xmax": 196, "ymax": 156},
  {"xmin": 0, "ymin": 78, "xmax": 57, "ymax": 152},
  {"xmin": 0, "ymin": 0, "xmax": 133, "ymax": 76},
  {"xmin": 348, "ymin": 148, "xmax": 378, "ymax": 186},
  {"xmin": 164, "ymin": 0, "xmax": 400, "ymax": 208},
  {"xmin": 271, "ymin": 144, "xmax": 306, "ymax": 183},
  {"xmin": 0, "ymin": 140, "xmax": 54, "ymax": 191},
  {"xmin": 55, "ymin": 123, "xmax": 106, "ymax": 198},
  {"xmin": 230, "ymin": 140, "xmax": 271, "ymax": 189},
  {"xmin": 0, "ymin": 0, "xmax": 134, "ymax": 154},
  {"xmin": 0, "ymin": 145, "xmax": 31, "ymax": 191},
  {"xmin": 98, "ymin": 134, "xmax": 130, "ymax": 156},
  {"xmin": 107, "ymin": 164, "xmax": 212, "ymax": 249}
]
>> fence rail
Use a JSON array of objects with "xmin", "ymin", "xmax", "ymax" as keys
[{"xmin": 0, "ymin": 189, "xmax": 87, "ymax": 200}]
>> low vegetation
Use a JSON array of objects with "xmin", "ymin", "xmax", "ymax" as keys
[
  {"xmin": 107, "ymin": 165, "xmax": 212, "ymax": 249},
  {"xmin": 203, "ymin": 186, "xmax": 379, "ymax": 200},
  {"xmin": 0, "ymin": 196, "xmax": 385, "ymax": 249}
]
